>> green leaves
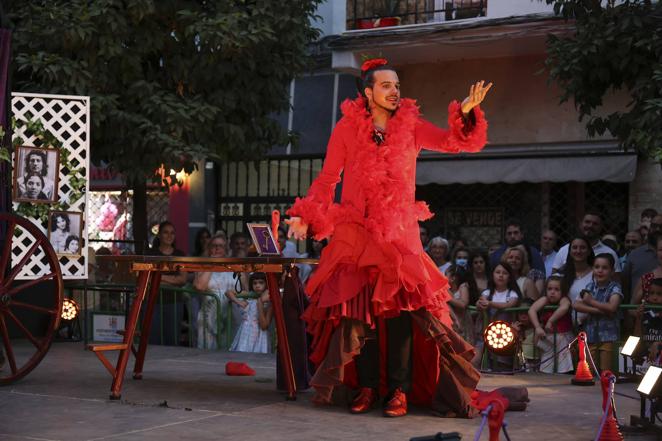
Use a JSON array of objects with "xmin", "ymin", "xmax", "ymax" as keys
[
  {"xmin": 545, "ymin": 0, "xmax": 662, "ymax": 160},
  {"xmin": 10, "ymin": 0, "xmax": 322, "ymax": 185}
]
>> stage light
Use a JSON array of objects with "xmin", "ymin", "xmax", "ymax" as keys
[
  {"xmin": 622, "ymin": 336, "xmax": 641, "ymax": 357},
  {"xmin": 61, "ymin": 298, "xmax": 79, "ymax": 321},
  {"xmin": 483, "ymin": 320, "xmax": 518, "ymax": 355},
  {"xmin": 637, "ymin": 366, "xmax": 662, "ymax": 396}
]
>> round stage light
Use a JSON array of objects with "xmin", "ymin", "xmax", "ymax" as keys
[
  {"xmin": 483, "ymin": 320, "xmax": 518, "ymax": 355},
  {"xmin": 61, "ymin": 298, "xmax": 79, "ymax": 321}
]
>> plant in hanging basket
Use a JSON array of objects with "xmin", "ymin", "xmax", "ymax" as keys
[{"xmin": 375, "ymin": 0, "xmax": 402, "ymax": 27}]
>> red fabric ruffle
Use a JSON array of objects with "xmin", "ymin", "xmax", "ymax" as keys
[{"xmin": 446, "ymin": 101, "xmax": 488, "ymax": 153}]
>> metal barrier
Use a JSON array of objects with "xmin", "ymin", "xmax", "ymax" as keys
[
  {"xmin": 471, "ymin": 303, "xmax": 662, "ymax": 374},
  {"xmin": 65, "ymin": 283, "xmax": 225, "ymax": 350}
]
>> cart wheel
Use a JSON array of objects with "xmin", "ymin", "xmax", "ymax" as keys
[{"xmin": 0, "ymin": 213, "xmax": 63, "ymax": 385}]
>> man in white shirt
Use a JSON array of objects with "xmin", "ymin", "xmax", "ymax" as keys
[
  {"xmin": 552, "ymin": 211, "xmax": 622, "ymax": 275},
  {"xmin": 540, "ymin": 229, "xmax": 558, "ymax": 277}
]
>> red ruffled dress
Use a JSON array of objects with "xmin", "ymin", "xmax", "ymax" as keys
[{"xmin": 287, "ymin": 96, "xmax": 488, "ymax": 416}]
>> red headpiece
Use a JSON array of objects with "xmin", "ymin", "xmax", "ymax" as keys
[{"xmin": 361, "ymin": 58, "xmax": 388, "ymax": 75}]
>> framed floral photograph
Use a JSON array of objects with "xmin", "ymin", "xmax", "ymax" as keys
[
  {"xmin": 48, "ymin": 211, "xmax": 83, "ymax": 256},
  {"xmin": 247, "ymin": 223, "xmax": 280, "ymax": 256},
  {"xmin": 13, "ymin": 146, "xmax": 60, "ymax": 204}
]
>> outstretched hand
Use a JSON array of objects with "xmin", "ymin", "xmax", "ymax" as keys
[
  {"xmin": 285, "ymin": 216, "xmax": 308, "ymax": 240},
  {"xmin": 462, "ymin": 80, "xmax": 493, "ymax": 115}
]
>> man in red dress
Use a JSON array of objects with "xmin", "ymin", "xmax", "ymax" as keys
[{"xmin": 287, "ymin": 58, "xmax": 492, "ymax": 417}]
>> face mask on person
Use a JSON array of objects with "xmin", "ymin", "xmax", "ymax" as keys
[{"xmin": 455, "ymin": 258, "xmax": 468, "ymax": 268}]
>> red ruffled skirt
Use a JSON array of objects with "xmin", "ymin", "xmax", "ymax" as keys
[{"xmin": 303, "ymin": 222, "xmax": 480, "ymax": 416}]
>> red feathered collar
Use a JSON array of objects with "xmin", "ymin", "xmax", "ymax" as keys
[{"xmin": 337, "ymin": 96, "xmax": 433, "ymax": 242}]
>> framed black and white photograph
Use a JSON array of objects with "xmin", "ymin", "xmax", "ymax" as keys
[
  {"xmin": 247, "ymin": 223, "xmax": 280, "ymax": 256},
  {"xmin": 13, "ymin": 146, "xmax": 60, "ymax": 204},
  {"xmin": 48, "ymin": 211, "xmax": 83, "ymax": 256}
]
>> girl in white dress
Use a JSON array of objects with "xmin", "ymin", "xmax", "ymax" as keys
[{"xmin": 226, "ymin": 273, "xmax": 273, "ymax": 353}]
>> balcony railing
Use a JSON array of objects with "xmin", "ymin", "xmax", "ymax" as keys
[{"xmin": 347, "ymin": 0, "xmax": 487, "ymax": 30}]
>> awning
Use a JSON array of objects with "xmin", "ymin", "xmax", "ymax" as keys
[{"xmin": 416, "ymin": 152, "xmax": 638, "ymax": 185}]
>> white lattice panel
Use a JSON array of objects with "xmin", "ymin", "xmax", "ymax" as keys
[{"xmin": 11, "ymin": 92, "xmax": 90, "ymax": 279}]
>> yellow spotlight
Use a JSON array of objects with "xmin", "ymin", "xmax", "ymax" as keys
[
  {"xmin": 483, "ymin": 320, "xmax": 518, "ymax": 355},
  {"xmin": 61, "ymin": 298, "xmax": 79, "ymax": 321}
]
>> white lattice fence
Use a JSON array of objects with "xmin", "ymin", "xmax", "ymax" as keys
[{"xmin": 11, "ymin": 92, "xmax": 90, "ymax": 279}]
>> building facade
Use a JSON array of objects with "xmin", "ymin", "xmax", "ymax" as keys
[{"xmin": 213, "ymin": 0, "xmax": 660, "ymax": 252}]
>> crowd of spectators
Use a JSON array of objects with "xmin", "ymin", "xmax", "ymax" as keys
[
  {"xmin": 423, "ymin": 208, "xmax": 662, "ymax": 373},
  {"xmin": 78, "ymin": 207, "xmax": 662, "ymax": 375}
]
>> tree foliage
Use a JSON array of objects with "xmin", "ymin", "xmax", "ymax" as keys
[
  {"xmin": 9, "ymin": 0, "xmax": 321, "ymax": 184},
  {"xmin": 545, "ymin": 0, "xmax": 662, "ymax": 160}
]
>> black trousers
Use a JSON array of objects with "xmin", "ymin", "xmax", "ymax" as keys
[{"xmin": 354, "ymin": 311, "xmax": 413, "ymax": 392}]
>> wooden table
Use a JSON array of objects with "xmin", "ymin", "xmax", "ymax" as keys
[{"xmin": 87, "ymin": 255, "xmax": 317, "ymax": 400}]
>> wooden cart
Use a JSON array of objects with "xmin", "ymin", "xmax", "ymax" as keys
[{"xmin": 0, "ymin": 212, "xmax": 64, "ymax": 384}]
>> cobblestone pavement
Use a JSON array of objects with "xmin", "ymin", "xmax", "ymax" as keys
[{"xmin": 0, "ymin": 344, "xmax": 658, "ymax": 440}]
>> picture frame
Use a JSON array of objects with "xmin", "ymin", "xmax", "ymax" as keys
[
  {"xmin": 13, "ymin": 146, "xmax": 60, "ymax": 204},
  {"xmin": 247, "ymin": 223, "xmax": 280, "ymax": 256},
  {"xmin": 48, "ymin": 211, "xmax": 83, "ymax": 256}
]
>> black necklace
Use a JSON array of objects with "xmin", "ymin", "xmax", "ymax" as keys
[{"xmin": 372, "ymin": 127, "xmax": 386, "ymax": 146}]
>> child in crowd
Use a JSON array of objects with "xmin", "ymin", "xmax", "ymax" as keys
[
  {"xmin": 476, "ymin": 262, "xmax": 521, "ymax": 322},
  {"xmin": 528, "ymin": 275, "xmax": 574, "ymax": 373},
  {"xmin": 634, "ymin": 278, "xmax": 662, "ymax": 366},
  {"xmin": 573, "ymin": 253, "xmax": 623, "ymax": 372},
  {"xmin": 512, "ymin": 298, "xmax": 537, "ymax": 371},
  {"xmin": 226, "ymin": 272, "xmax": 273, "ymax": 353},
  {"xmin": 474, "ymin": 262, "xmax": 522, "ymax": 368},
  {"xmin": 446, "ymin": 265, "xmax": 474, "ymax": 344}
]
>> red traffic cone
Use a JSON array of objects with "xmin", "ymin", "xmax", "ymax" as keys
[
  {"xmin": 598, "ymin": 371, "xmax": 623, "ymax": 441},
  {"xmin": 572, "ymin": 332, "xmax": 595, "ymax": 385}
]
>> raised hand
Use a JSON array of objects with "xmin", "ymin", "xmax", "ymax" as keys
[{"xmin": 461, "ymin": 80, "xmax": 493, "ymax": 115}]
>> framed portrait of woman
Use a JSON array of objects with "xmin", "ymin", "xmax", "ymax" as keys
[
  {"xmin": 13, "ymin": 146, "xmax": 60, "ymax": 204},
  {"xmin": 48, "ymin": 211, "xmax": 83, "ymax": 256}
]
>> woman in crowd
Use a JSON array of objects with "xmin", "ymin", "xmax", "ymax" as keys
[
  {"xmin": 446, "ymin": 265, "xmax": 474, "ymax": 343},
  {"xmin": 193, "ymin": 228, "xmax": 212, "ymax": 257},
  {"xmin": 427, "ymin": 236, "xmax": 451, "ymax": 273},
  {"xmin": 468, "ymin": 250, "xmax": 490, "ymax": 301},
  {"xmin": 501, "ymin": 245, "xmax": 539, "ymax": 300},
  {"xmin": 300, "ymin": 238, "xmax": 328, "ymax": 283},
  {"xmin": 573, "ymin": 253, "xmax": 623, "ymax": 372},
  {"xmin": 147, "ymin": 221, "xmax": 187, "ymax": 286},
  {"xmin": 559, "ymin": 235, "xmax": 595, "ymax": 326},
  {"xmin": 50, "ymin": 213, "xmax": 71, "ymax": 253},
  {"xmin": 632, "ymin": 233, "xmax": 662, "ymax": 305},
  {"xmin": 451, "ymin": 246, "xmax": 470, "ymax": 270},
  {"xmin": 193, "ymin": 233, "xmax": 246, "ymax": 349}
]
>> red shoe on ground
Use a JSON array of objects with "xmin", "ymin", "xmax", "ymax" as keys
[
  {"xmin": 383, "ymin": 387, "xmax": 407, "ymax": 417},
  {"xmin": 349, "ymin": 387, "xmax": 378, "ymax": 414}
]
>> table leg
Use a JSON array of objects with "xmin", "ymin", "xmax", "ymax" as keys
[
  {"xmin": 266, "ymin": 272, "xmax": 296, "ymax": 400},
  {"xmin": 109, "ymin": 270, "xmax": 151, "ymax": 400},
  {"xmin": 133, "ymin": 272, "xmax": 162, "ymax": 379}
]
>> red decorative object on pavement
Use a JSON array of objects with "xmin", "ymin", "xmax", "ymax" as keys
[
  {"xmin": 470, "ymin": 390, "xmax": 510, "ymax": 441},
  {"xmin": 225, "ymin": 362, "xmax": 256, "ymax": 376},
  {"xmin": 572, "ymin": 331, "xmax": 595, "ymax": 386},
  {"xmin": 598, "ymin": 371, "xmax": 623, "ymax": 441}
]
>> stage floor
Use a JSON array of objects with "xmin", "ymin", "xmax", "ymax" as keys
[{"xmin": 0, "ymin": 343, "xmax": 656, "ymax": 440}]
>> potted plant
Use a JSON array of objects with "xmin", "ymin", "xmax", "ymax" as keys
[
  {"xmin": 356, "ymin": 0, "xmax": 402, "ymax": 29},
  {"xmin": 374, "ymin": 0, "xmax": 402, "ymax": 27}
]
